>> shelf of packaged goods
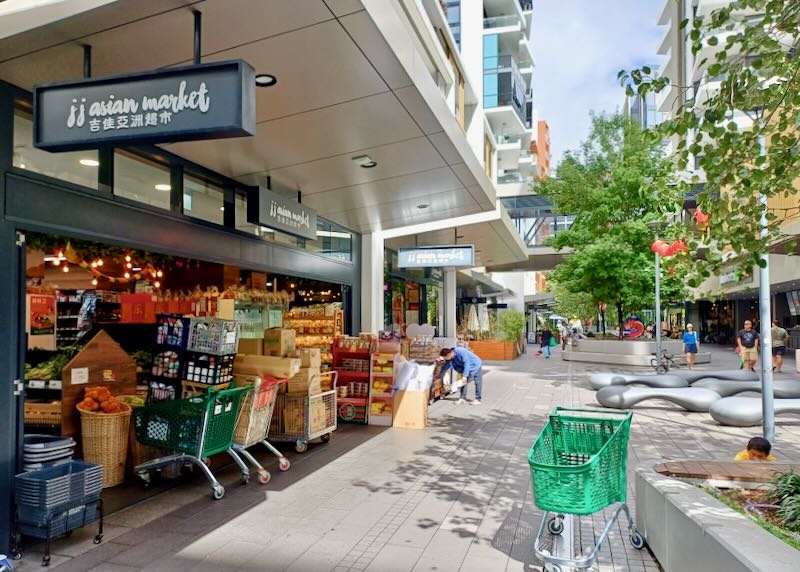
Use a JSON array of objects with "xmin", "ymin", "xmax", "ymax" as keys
[
  {"xmin": 336, "ymin": 350, "xmax": 371, "ymax": 357},
  {"xmin": 371, "ymin": 372, "xmax": 394, "ymax": 378},
  {"xmin": 338, "ymin": 371, "xmax": 370, "ymax": 379},
  {"xmin": 339, "ymin": 397, "xmax": 368, "ymax": 405},
  {"xmin": 371, "ymin": 392, "xmax": 393, "ymax": 399}
]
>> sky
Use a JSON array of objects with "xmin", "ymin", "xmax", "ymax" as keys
[{"xmin": 533, "ymin": 0, "xmax": 665, "ymax": 167}]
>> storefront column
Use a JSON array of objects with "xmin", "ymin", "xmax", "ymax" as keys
[
  {"xmin": 360, "ymin": 232, "xmax": 384, "ymax": 333},
  {"xmin": 443, "ymin": 267, "xmax": 457, "ymax": 337}
]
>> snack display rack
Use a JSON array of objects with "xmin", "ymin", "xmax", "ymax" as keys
[
  {"xmin": 368, "ymin": 353, "xmax": 398, "ymax": 426},
  {"xmin": 333, "ymin": 336, "xmax": 374, "ymax": 424},
  {"xmin": 283, "ymin": 307, "xmax": 344, "ymax": 371}
]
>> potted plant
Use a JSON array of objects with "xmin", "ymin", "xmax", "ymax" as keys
[{"xmin": 469, "ymin": 311, "xmax": 525, "ymax": 360}]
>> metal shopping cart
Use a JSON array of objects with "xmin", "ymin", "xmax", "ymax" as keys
[
  {"xmin": 270, "ymin": 372, "xmax": 337, "ymax": 453},
  {"xmin": 528, "ymin": 407, "xmax": 645, "ymax": 572},
  {"xmin": 133, "ymin": 385, "xmax": 251, "ymax": 500},
  {"xmin": 231, "ymin": 375, "xmax": 291, "ymax": 484}
]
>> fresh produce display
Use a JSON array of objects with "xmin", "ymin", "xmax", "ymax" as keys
[
  {"xmin": 117, "ymin": 395, "xmax": 146, "ymax": 408},
  {"xmin": 76, "ymin": 386, "xmax": 128, "ymax": 414},
  {"xmin": 24, "ymin": 347, "xmax": 80, "ymax": 380}
]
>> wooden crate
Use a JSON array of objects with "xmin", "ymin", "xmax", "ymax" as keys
[
  {"xmin": 181, "ymin": 380, "xmax": 230, "ymax": 399},
  {"xmin": 286, "ymin": 368, "xmax": 321, "ymax": 395},
  {"xmin": 24, "ymin": 400, "xmax": 62, "ymax": 425}
]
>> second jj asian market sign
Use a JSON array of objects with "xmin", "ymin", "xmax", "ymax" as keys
[
  {"xmin": 247, "ymin": 186, "xmax": 319, "ymax": 241},
  {"xmin": 398, "ymin": 245, "xmax": 475, "ymax": 268},
  {"xmin": 33, "ymin": 60, "xmax": 256, "ymax": 152}
]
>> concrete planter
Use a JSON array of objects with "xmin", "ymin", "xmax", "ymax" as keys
[
  {"xmin": 564, "ymin": 339, "xmax": 711, "ymax": 366},
  {"xmin": 635, "ymin": 467, "xmax": 798, "ymax": 572},
  {"xmin": 468, "ymin": 340, "xmax": 518, "ymax": 361}
]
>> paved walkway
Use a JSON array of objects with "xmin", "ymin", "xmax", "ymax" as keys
[{"xmin": 17, "ymin": 345, "xmax": 800, "ymax": 572}]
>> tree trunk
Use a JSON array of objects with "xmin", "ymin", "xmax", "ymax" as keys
[
  {"xmin": 617, "ymin": 303, "xmax": 624, "ymax": 340},
  {"xmin": 601, "ymin": 309, "xmax": 606, "ymax": 337}
]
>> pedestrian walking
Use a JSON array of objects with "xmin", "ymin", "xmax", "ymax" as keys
[
  {"xmin": 541, "ymin": 327, "xmax": 553, "ymax": 358},
  {"xmin": 559, "ymin": 320, "xmax": 570, "ymax": 351},
  {"xmin": 771, "ymin": 319, "xmax": 789, "ymax": 373},
  {"xmin": 682, "ymin": 323, "xmax": 700, "ymax": 369},
  {"xmin": 737, "ymin": 320, "xmax": 760, "ymax": 371},
  {"xmin": 439, "ymin": 347, "xmax": 483, "ymax": 405}
]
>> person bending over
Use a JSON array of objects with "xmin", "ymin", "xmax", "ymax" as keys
[
  {"xmin": 734, "ymin": 437, "xmax": 776, "ymax": 461},
  {"xmin": 440, "ymin": 347, "xmax": 483, "ymax": 405}
]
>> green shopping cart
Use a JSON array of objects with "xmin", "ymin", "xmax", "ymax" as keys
[
  {"xmin": 528, "ymin": 407, "xmax": 645, "ymax": 571},
  {"xmin": 134, "ymin": 385, "xmax": 251, "ymax": 500}
]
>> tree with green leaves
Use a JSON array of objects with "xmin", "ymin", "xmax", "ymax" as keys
[
  {"xmin": 538, "ymin": 113, "xmax": 686, "ymax": 338},
  {"xmin": 548, "ymin": 279, "xmax": 597, "ymax": 323},
  {"xmin": 621, "ymin": 0, "xmax": 800, "ymax": 284}
]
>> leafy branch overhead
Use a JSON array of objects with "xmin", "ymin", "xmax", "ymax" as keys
[{"xmin": 621, "ymin": 0, "xmax": 800, "ymax": 280}]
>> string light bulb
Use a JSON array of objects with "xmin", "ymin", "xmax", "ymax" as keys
[
  {"xmin": 91, "ymin": 261, "xmax": 98, "ymax": 268},
  {"xmin": 91, "ymin": 278, "xmax": 98, "ymax": 286},
  {"xmin": 126, "ymin": 262, "xmax": 132, "ymax": 269},
  {"xmin": 156, "ymin": 270, "xmax": 163, "ymax": 278},
  {"xmin": 154, "ymin": 281, "xmax": 161, "ymax": 288},
  {"xmin": 124, "ymin": 272, "xmax": 130, "ymax": 279},
  {"xmin": 52, "ymin": 259, "xmax": 61, "ymax": 266},
  {"xmin": 62, "ymin": 265, "xmax": 69, "ymax": 273},
  {"xmin": 97, "ymin": 259, "xmax": 103, "ymax": 267},
  {"xmin": 125, "ymin": 255, "xmax": 131, "ymax": 262}
]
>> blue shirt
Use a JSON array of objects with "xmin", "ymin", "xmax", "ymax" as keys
[
  {"xmin": 447, "ymin": 347, "xmax": 482, "ymax": 378},
  {"xmin": 682, "ymin": 331, "xmax": 698, "ymax": 345}
]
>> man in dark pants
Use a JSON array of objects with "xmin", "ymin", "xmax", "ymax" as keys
[{"xmin": 440, "ymin": 347, "xmax": 483, "ymax": 405}]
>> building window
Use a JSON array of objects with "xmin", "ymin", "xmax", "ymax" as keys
[
  {"xmin": 235, "ymin": 193, "xmax": 260, "ymax": 236},
  {"xmin": 306, "ymin": 219, "xmax": 353, "ymax": 261},
  {"xmin": 183, "ymin": 174, "xmax": 224, "ymax": 225},
  {"xmin": 445, "ymin": 1, "xmax": 461, "ymax": 48},
  {"xmin": 12, "ymin": 105, "xmax": 99, "ymax": 190},
  {"xmin": 113, "ymin": 150, "xmax": 171, "ymax": 210}
]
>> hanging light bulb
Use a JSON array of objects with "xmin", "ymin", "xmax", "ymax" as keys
[
  {"xmin": 125, "ymin": 255, "xmax": 132, "ymax": 262},
  {"xmin": 154, "ymin": 281, "xmax": 161, "ymax": 288},
  {"xmin": 126, "ymin": 262, "xmax": 132, "ymax": 269},
  {"xmin": 97, "ymin": 259, "xmax": 104, "ymax": 267},
  {"xmin": 156, "ymin": 270, "xmax": 163, "ymax": 278},
  {"xmin": 91, "ymin": 261, "xmax": 98, "ymax": 268},
  {"xmin": 91, "ymin": 278, "xmax": 98, "ymax": 286},
  {"xmin": 62, "ymin": 265, "xmax": 69, "ymax": 273},
  {"xmin": 124, "ymin": 272, "xmax": 130, "ymax": 279}
]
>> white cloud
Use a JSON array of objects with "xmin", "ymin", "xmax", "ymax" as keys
[{"xmin": 533, "ymin": 0, "xmax": 664, "ymax": 166}]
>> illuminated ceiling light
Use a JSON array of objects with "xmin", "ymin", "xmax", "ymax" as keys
[
  {"xmin": 266, "ymin": 282, "xmax": 272, "ymax": 287},
  {"xmin": 155, "ymin": 184, "xmax": 171, "ymax": 192},
  {"xmin": 79, "ymin": 158, "xmax": 100, "ymax": 167},
  {"xmin": 20, "ymin": 164, "xmax": 26, "ymax": 169},
  {"xmin": 219, "ymin": 206, "xmax": 225, "ymax": 211},
  {"xmin": 255, "ymin": 73, "xmax": 277, "ymax": 87},
  {"xmin": 132, "ymin": 267, "xmax": 142, "ymax": 272},
  {"xmin": 352, "ymin": 154, "xmax": 377, "ymax": 168},
  {"xmin": 417, "ymin": 204, "xmax": 429, "ymax": 209}
]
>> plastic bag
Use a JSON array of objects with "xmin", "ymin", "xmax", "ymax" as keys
[{"xmin": 394, "ymin": 360, "xmax": 419, "ymax": 391}]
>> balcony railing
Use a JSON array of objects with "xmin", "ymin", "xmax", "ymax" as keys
[
  {"xmin": 484, "ymin": 15, "xmax": 520, "ymax": 29},
  {"xmin": 496, "ymin": 133, "xmax": 523, "ymax": 145},
  {"xmin": 497, "ymin": 171, "xmax": 529, "ymax": 184},
  {"xmin": 519, "ymin": 0, "xmax": 533, "ymax": 11},
  {"xmin": 483, "ymin": 53, "xmax": 518, "ymax": 73}
]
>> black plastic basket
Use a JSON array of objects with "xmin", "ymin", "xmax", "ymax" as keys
[
  {"xmin": 17, "ymin": 501, "xmax": 99, "ymax": 538},
  {"xmin": 155, "ymin": 314, "xmax": 191, "ymax": 349},
  {"xmin": 183, "ymin": 353, "xmax": 235, "ymax": 385},
  {"xmin": 151, "ymin": 350, "xmax": 184, "ymax": 379}
]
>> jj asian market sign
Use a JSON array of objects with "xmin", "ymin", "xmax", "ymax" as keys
[
  {"xmin": 247, "ymin": 186, "xmax": 318, "ymax": 241},
  {"xmin": 398, "ymin": 245, "xmax": 475, "ymax": 268},
  {"xmin": 33, "ymin": 60, "xmax": 255, "ymax": 151}
]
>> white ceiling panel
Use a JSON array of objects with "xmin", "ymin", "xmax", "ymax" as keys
[
  {"xmin": 323, "ymin": 0, "xmax": 365, "ymax": 17},
  {"xmin": 449, "ymin": 162, "xmax": 480, "ymax": 189},
  {"xmin": 330, "ymin": 194, "xmax": 483, "ymax": 232},
  {"xmin": 301, "ymin": 166, "xmax": 464, "ymax": 211},
  {"xmin": 394, "ymin": 86, "xmax": 444, "ymax": 135},
  {"xmin": 164, "ymin": 91, "xmax": 424, "ymax": 177},
  {"xmin": 202, "ymin": 20, "xmax": 389, "ymax": 123},
  {"xmin": 266, "ymin": 137, "xmax": 448, "ymax": 195},
  {"xmin": 339, "ymin": 9, "xmax": 412, "ymax": 89},
  {"xmin": 428, "ymin": 131, "xmax": 463, "ymax": 165}
]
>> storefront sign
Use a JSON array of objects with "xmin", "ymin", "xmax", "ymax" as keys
[
  {"xmin": 720, "ymin": 268, "xmax": 753, "ymax": 287},
  {"xmin": 247, "ymin": 186, "xmax": 318, "ymax": 241},
  {"xmin": 398, "ymin": 245, "xmax": 475, "ymax": 268},
  {"xmin": 33, "ymin": 60, "xmax": 255, "ymax": 151}
]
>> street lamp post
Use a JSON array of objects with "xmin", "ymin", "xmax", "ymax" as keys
[{"xmin": 654, "ymin": 247, "xmax": 662, "ymax": 363}]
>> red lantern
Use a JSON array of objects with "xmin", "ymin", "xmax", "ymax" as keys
[
  {"xmin": 657, "ymin": 242, "xmax": 672, "ymax": 256},
  {"xmin": 651, "ymin": 240, "xmax": 667, "ymax": 254},
  {"xmin": 671, "ymin": 239, "xmax": 688, "ymax": 254}
]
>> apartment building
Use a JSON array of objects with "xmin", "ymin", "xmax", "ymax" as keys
[{"xmin": 655, "ymin": 0, "xmax": 800, "ymax": 335}]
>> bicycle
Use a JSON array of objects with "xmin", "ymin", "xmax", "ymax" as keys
[{"xmin": 650, "ymin": 349, "xmax": 680, "ymax": 374}]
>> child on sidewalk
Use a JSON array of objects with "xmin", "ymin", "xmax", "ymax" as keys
[{"xmin": 734, "ymin": 437, "xmax": 777, "ymax": 461}]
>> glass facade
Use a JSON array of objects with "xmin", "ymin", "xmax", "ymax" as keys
[
  {"xmin": 114, "ymin": 150, "xmax": 171, "ymax": 210},
  {"xmin": 482, "ymin": 35, "xmax": 526, "ymax": 123},
  {"xmin": 12, "ymin": 108, "xmax": 99, "ymax": 190},
  {"xmin": 445, "ymin": 1, "xmax": 461, "ymax": 47},
  {"xmin": 183, "ymin": 174, "xmax": 224, "ymax": 225}
]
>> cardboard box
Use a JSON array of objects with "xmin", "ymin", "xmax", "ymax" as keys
[
  {"xmin": 237, "ymin": 338, "xmax": 264, "ymax": 356},
  {"xmin": 289, "ymin": 348, "xmax": 321, "ymax": 369},
  {"xmin": 287, "ymin": 367, "xmax": 321, "ymax": 395},
  {"xmin": 392, "ymin": 390, "xmax": 428, "ymax": 429},
  {"xmin": 234, "ymin": 354, "xmax": 301, "ymax": 379},
  {"xmin": 264, "ymin": 328, "xmax": 296, "ymax": 357}
]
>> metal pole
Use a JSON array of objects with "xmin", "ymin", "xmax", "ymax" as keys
[
  {"xmin": 193, "ymin": 10, "xmax": 202, "ymax": 65},
  {"xmin": 82, "ymin": 45, "xmax": 92, "ymax": 78},
  {"xmin": 758, "ymin": 192, "xmax": 775, "ymax": 442},
  {"xmin": 655, "ymin": 250, "xmax": 662, "ymax": 361}
]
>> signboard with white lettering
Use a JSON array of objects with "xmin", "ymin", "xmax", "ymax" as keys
[
  {"xmin": 33, "ymin": 60, "xmax": 255, "ymax": 151},
  {"xmin": 398, "ymin": 245, "xmax": 475, "ymax": 268},
  {"xmin": 247, "ymin": 186, "xmax": 318, "ymax": 241}
]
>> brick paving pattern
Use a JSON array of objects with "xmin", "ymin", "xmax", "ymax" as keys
[{"xmin": 15, "ymin": 346, "xmax": 800, "ymax": 571}]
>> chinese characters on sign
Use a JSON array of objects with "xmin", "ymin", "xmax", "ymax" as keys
[
  {"xmin": 34, "ymin": 61, "xmax": 255, "ymax": 151},
  {"xmin": 397, "ymin": 246, "xmax": 475, "ymax": 268}
]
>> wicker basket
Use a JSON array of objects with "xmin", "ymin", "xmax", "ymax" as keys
[{"xmin": 79, "ymin": 404, "xmax": 132, "ymax": 488}]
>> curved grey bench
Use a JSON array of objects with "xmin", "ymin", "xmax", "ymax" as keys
[
  {"xmin": 589, "ymin": 373, "xmax": 689, "ymax": 390},
  {"xmin": 596, "ymin": 386, "xmax": 722, "ymax": 413},
  {"xmin": 709, "ymin": 397, "xmax": 800, "ymax": 427},
  {"xmin": 672, "ymin": 369, "xmax": 759, "ymax": 383},
  {"xmin": 693, "ymin": 379, "xmax": 800, "ymax": 398}
]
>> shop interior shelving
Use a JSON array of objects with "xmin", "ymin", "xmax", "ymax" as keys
[
  {"xmin": 285, "ymin": 308, "xmax": 343, "ymax": 371},
  {"xmin": 368, "ymin": 352, "xmax": 398, "ymax": 426},
  {"xmin": 332, "ymin": 337, "xmax": 373, "ymax": 424}
]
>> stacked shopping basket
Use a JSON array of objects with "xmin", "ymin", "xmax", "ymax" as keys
[
  {"xmin": 13, "ymin": 461, "xmax": 104, "ymax": 566},
  {"xmin": 528, "ymin": 407, "xmax": 645, "ymax": 572}
]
